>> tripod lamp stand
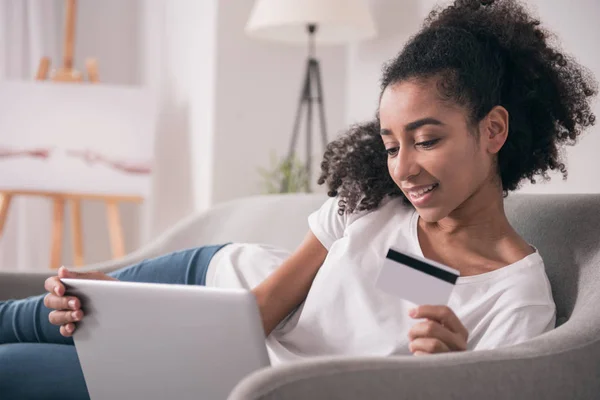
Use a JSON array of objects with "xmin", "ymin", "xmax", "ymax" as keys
[{"xmin": 246, "ymin": 0, "xmax": 376, "ymax": 192}]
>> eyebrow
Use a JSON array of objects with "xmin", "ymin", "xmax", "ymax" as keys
[{"xmin": 380, "ymin": 117, "xmax": 445, "ymax": 135}]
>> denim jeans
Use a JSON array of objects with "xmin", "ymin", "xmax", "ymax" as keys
[{"xmin": 0, "ymin": 244, "xmax": 229, "ymax": 400}]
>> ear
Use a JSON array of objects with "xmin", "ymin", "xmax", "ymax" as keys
[{"xmin": 479, "ymin": 106, "xmax": 509, "ymax": 154}]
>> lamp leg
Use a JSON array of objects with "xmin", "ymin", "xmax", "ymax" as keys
[
  {"xmin": 282, "ymin": 58, "xmax": 312, "ymax": 192},
  {"xmin": 286, "ymin": 61, "xmax": 311, "ymax": 162},
  {"xmin": 312, "ymin": 59, "xmax": 328, "ymax": 151},
  {"xmin": 282, "ymin": 57, "xmax": 328, "ymax": 193},
  {"xmin": 306, "ymin": 62, "xmax": 314, "ymax": 192}
]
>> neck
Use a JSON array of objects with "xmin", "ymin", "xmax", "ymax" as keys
[{"xmin": 424, "ymin": 178, "xmax": 513, "ymax": 242}]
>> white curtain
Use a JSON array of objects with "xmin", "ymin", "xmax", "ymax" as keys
[{"xmin": 0, "ymin": 0, "xmax": 61, "ymax": 270}]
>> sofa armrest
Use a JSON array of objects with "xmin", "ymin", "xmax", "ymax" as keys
[
  {"xmin": 0, "ymin": 271, "xmax": 54, "ymax": 301},
  {"xmin": 228, "ymin": 328, "xmax": 600, "ymax": 400}
]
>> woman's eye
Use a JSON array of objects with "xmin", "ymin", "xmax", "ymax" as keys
[
  {"xmin": 386, "ymin": 147, "xmax": 399, "ymax": 157},
  {"xmin": 416, "ymin": 139, "xmax": 440, "ymax": 148}
]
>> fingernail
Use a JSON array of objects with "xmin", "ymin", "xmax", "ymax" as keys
[
  {"xmin": 66, "ymin": 324, "xmax": 73, "ymax": 332},
  {"xmin": 409, "ymin": 308, "xmax": 417, "ymax": 317},
  {"xmin": 54, "ymin": 287, "xmax": 60, "ymax": 296},
  {"xmin": 68, "ymin": 300, "xmax": 76, "ymax": 309},
  {"xmin": 72, "ymin": 312, "xmax": 79, "ymax": 321}
]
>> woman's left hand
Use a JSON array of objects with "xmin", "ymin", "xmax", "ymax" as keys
[{"xmin": 407, "ymin": 305, "xmax": 469, "ymax": 355}]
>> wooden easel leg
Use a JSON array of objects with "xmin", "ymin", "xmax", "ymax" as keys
[
  {"xmin": 85, "ymin": 58, "xmax": 100, "ymax": 83},
  {"xmin": 50, "ymin": 198, "xmax": 65, "ymax": 269},
  {"xmin": 69, "ymin": 199, "xmax": 84, "ymax": 267},
  {"xmin": 36, "ymin": 57, "xmax": 50, "ymax": 80},
  {"xmin": 0, "ymin": 193, "xmax": 13, "ymax": 239},
  {"xmin": 106, "ymin": 200, "xmax": 125, "ymax": 259}
]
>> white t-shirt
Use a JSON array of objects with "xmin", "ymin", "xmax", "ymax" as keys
[{"xmin": 205, "ymin": 196, "xmax": 556, "ymax": 365}]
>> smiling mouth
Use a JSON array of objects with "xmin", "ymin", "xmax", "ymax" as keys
[{"xmin": 407, "ymin": 183, "xmax": 439, "ymax": 200}]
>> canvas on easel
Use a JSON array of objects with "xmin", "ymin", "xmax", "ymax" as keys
[{"xmin": 0, "ymin": 0, "xmax": 157, "ymax": 269}]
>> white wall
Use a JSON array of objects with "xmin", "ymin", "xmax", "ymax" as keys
[
  {"xmin": 346, "ymin": 0, "xmax": 434, "ymax": 125},
  {"xmin": 139, "ymin": 0, "xmax": 219, "ymax": 239},
  {"xmin": 346, "ymin": 0, "xmax": 600, "ymax": 194},
  {"xmin": 517, "ymin": 0, "xmax": 600, "ymax": 194},
  {"xmin": 212, "ymin": 0, "xmax": 347, "ymax": 203}
]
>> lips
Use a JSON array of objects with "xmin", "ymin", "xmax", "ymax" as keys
[{"xmin": 404, "ymin": 183, "xmax": 439, "ymax": 198}]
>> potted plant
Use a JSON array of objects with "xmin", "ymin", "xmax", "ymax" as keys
[{"xmin": 257, "ymin": 151, "xmax": 310, "ymax": 194}]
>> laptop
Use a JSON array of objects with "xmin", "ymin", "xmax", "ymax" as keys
[{"xmin": 61, "ymin": 278, "xmax": 271, "ymax": 400}]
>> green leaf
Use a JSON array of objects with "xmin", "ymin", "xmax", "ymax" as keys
[{"xmin": 256, "ymin": 151, "xmax": 310, "ymax": 194}]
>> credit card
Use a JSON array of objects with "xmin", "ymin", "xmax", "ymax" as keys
[{"xmin": 375, "ymin": 247, "xmax": 460, "ymax": 306}]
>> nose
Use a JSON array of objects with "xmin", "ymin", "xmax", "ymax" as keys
[{"xmin": 391, "ymin": 146, "xmax": 421, "ymax": 183}]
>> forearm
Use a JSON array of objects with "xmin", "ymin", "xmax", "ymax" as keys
[{"xmin": 253, "ymin": 233, "xmax": 327, "ymax": 336}]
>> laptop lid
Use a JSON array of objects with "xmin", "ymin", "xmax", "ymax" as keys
[{"xmin": 62, "ymin": 278, "xmax": 271, "ymax": 400}]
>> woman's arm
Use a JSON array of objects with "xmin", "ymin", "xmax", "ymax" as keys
[{"xmin": 252, "ymin": 230, "xmax": 328, "ymax": 337}]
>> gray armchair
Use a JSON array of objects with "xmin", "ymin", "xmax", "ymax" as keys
[
  {"xmin": 1, "ymin": 193, "xmax": 599, "ymax": 399},
  {"xmin": 227, "ymin": 193, "xmax": 600, "ymax": 400}
]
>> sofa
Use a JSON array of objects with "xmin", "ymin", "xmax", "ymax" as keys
[{"xmin": 1, "ymin": 193, "xmax": 599, "ymax": 399}]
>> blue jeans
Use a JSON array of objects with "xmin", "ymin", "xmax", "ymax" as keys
[{"xmin": 0, "ymin": 244, "xmax": 229, "ymax": 400}]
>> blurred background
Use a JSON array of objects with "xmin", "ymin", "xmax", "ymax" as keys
[{"xmin": 0, "ymin": 0, "xmax": 598, "ymax": 271}]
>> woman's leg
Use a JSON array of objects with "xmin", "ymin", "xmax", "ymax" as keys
[
  {"xmin": 0, "ymin": 343, "xmax": 89, "ymax": 400},
  {"xmin": 109, "ymin": 243, "xmax": 229, "ymax": 284},
  {"xmin": 0, "ymin": 244, "xmax": 229, "ymax": 345}
]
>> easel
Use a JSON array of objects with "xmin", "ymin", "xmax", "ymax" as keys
[{"xmin": 0, "ymin": 0, "xmax": 143, "ymax": 269}]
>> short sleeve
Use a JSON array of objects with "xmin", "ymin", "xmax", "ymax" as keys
[
  {"xmin": 472, "ymin": 304, "xmax": 556, "ymax": 350},
  {"xmin": 307, "ymin": 197, "xmax": 347, "ymax": 250}
]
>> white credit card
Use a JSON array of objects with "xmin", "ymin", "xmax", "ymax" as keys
[{"xmin": 375, "ymin": 247, "xmax": 460, "ymax": 306}]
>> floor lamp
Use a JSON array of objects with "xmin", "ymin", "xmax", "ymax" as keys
[{"xmin": 246, "ymin": 0, "xmax": 376, "ymax": 192}]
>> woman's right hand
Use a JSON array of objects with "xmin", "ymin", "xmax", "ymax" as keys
[{"xmin": 43, "ymin": 266, "xmax": 118, "ymax": 337}]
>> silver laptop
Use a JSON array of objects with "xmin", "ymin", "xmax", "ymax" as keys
[{"xmin": 62, "ymin": 278, "xmax": 271, "ymax": 400}]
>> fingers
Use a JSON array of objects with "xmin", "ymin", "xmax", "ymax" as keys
[
  {"xmin": 43, "ymin": 292, "xmax": 80, "ymax": 311},
  {"xmin": 408, "ymin": 305, "xmax": 469, "ymax": 355},
  {"xmin": 408, "ymin": 320, "xmax": 466, "ymax": 351},
  {"xmin": 44, "ymin": 267, "xmax": 81, "ymax": 296},
  {"xmin": 44, "ymin": 266, "xmax": 115, "ymax": 338},
  {"xmin": 409, "ymin": 305, "xmax": 469, "ymax": 340},
  {"xmin": 44, "ymin": 275, "xmax": 65, "ymax": 296},
  {"xmin": 58, "ymin": 267, "xmax": 117, "ymax": 282},
  {"xmin": 58, "ymin": 266, "xmax": 82, "ymax": 280},
  {"xmin": 60, "ymin": 323, "xmax": 76, "ymax": 337},
  {"xmin": 48, "ymin": 309, "xmax": 84, "ymax": 326},
  {"xmin": 409, "ymin": 338, "xmax": 450, "ymax": 355}
]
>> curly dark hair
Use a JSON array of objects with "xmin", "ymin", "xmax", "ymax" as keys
[{"xmin": 317, "ymin": 0, "xmax": 597, "ymax": 215}]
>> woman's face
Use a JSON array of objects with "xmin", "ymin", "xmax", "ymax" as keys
[{"xmin": 379, "ymin": 79, "xmax": 498, "ymax": 223}]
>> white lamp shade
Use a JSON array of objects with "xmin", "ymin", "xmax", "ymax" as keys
[{"xmin": 246, "ymin": 0, "xmax": 377, "ymax": 45}]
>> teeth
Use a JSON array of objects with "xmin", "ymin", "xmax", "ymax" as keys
[{"xmin": 411, "ymin": 184, "xmax": 437, "ymax": 198}]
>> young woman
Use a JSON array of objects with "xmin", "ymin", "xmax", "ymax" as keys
[{"xmin": 1, "ymin": 0, "xmax": 596, "ymax": 397}]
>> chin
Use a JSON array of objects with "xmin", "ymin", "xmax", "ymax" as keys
[{"xmin": 413, "ymin": 207, "xmax": 449, "ymax": 223}]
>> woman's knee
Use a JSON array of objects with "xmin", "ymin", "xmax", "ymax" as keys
[{"xmin": 0, "ymin": 343, "xmax": 89, "ymax": 399}]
